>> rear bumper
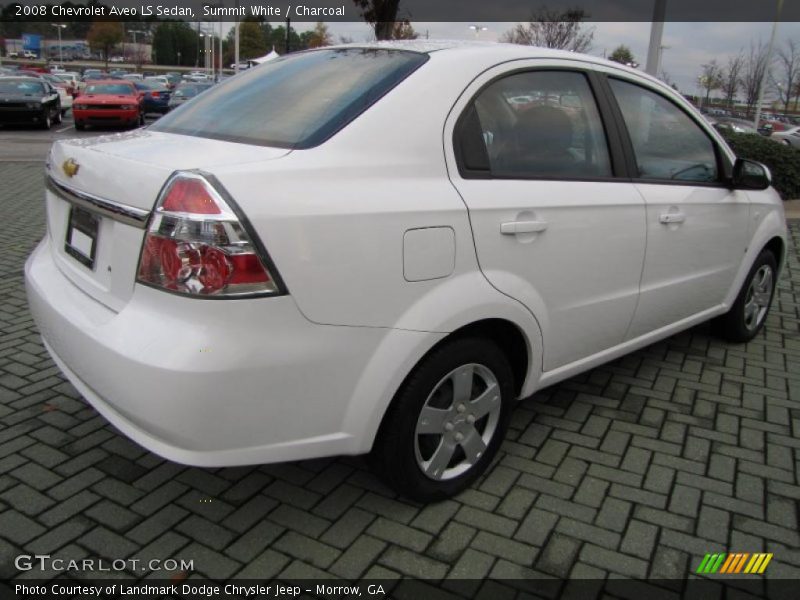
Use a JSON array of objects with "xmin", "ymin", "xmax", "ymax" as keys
[{"xmin": 25, "ymin": 236, "xmax": 428, "ymax": 466}]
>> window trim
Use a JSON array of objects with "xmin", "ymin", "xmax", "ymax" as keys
[
  {"xmin": 453, "ymin": 66, "xmax": 628, "ymax": 182},
  {"xmin": 601, "ymin": 74, "xmax": 734, "ymax": 188}
]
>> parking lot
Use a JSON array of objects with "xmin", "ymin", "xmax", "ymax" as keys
[
  {"xmin": 0, "ymin": 122, "xmax": 798, "ymax": 594},
  {"xmin": 0, "ymin": 112, "xmax": 162, "ymax": 162}
]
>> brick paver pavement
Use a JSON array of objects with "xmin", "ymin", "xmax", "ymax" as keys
[{"xmin": 1, "ymin": 162, "xmax": 798, "ymax": 591}]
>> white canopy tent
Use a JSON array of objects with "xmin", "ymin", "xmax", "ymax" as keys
[{"xmin": 249, "ymin": 48, "xmax": 280, "ymax": 67}]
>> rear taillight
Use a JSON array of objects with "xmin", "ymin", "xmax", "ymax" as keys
[{"xmin": 136, "ymin": 172, "xmax": 281, "ymax": 297}]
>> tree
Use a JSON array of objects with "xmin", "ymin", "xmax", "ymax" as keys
[
  {"xmin": 698, "ymin": 59, "xmax": 723, "ymax": 106},
  {"xmin": 307, "ymin": 22, "xmax": 333, "ymax": 48},
  {"xmin": 351, "ymin": 0, "xmax": 402, "ymax": 40},
  {"xmin": 773, "ymin": 39, "xmax": 800, "ymax": 115},
  {"xmin": 500, "ymin": 8, "xmax": 594, "ymax": 53},
  {"xmin": 238, "ymin": 19, "xmax": 267, "ymax": 60},
  {"xmin": 388, "ymin": 20, "xmax": 418, "ymax": 40},
  {"xmin": 86, "ymin": 21, "xmax": 123, "ymax": 69},
  {"xmin": 721, "ymin": 53, "xmax": 744, "ymax": 108},
  {"xmin": 608, "ymin": 45, "xmax": 636, "ymax": 66},
  {"xmin": 152, "ymin": 22, "xmax": 198, "ymax": 67},
  {"xmin": 740, "ymin": 42, "xmax": 771, "ymax": 117}
]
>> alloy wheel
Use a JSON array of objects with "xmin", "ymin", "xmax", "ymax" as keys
[
  {"xmin": 743, "ymin": 264, "xmax": 773, "ymax": 331},
  {"xmin": 414, "ymin": 363, "xmax": 502, "ymax": 481}
]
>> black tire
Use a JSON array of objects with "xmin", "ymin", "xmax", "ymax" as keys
[
  {"xmin": 713, "ymin": 249, "xmax": 777, "ymax": 343},
  {"xmin": 370, "ymin": 337, "xmax": 514, "ymax": 502},
  {"xmin": 54, "ymin": 108, "xmax": 62, "ymax": 125},
  {"xmin": 41, "ymin": 109, "xmax": 52, "ymax": 130},
  {"xmin": 75, "ymin": 121, "xmax": 85, "ymax": 131}
]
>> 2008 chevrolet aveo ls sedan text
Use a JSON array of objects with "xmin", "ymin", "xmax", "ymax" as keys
[{"xmin": 26, "ymin": 42, "xmax": 787, "ymax": 501}]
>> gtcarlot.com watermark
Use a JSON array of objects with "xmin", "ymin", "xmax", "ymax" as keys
[{"xmin": 15, "ymin": 554, "xmax": 193, "ymax": 573}]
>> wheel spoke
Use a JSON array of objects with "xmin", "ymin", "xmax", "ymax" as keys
[
  {"xmin": 460, "ymin": 428, "xmax": 487, "ymax": 464},
  {"xmin": 450, "ymin": 364, "xmax": 474, "ymax": 405},
  {"xmin": 425, "ymin": 439, "xmax": 457, "ymax": 479},
  {"xmin": 753, "ymin": 289, "xmax": 771, "ymax": 307},
  {"xmin": 469, "ymin": 382, "xmax": 500, "ymax": 419},
  {"xmin": 744, "ymin": 299, "xmax": 758, "ymax": 323},
  {"xmin": 416, "ymin": 406, "xmax": 450, "ymax": 435}
]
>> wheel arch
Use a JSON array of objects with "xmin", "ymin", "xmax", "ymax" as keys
[
  {"xmin": 763, "ymin": 235, "xmax": 786, "ymax": 273},
  {"xmin": 366, "ymin": 317, "xmax": 533, "ymax": 453},
  {"xmin": 724, "ymin": 207, "xmax": 787, "ymax": 309}
]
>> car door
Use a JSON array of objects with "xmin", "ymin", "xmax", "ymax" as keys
[
  {"xmin": 604, "ymin": 77, "xmax": 750, "ymax": 340},
  {"xmin": 445, "ymin": 64, "xmax": 646, "ymax": 372}
]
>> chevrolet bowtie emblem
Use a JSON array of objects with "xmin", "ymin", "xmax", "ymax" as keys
[{"xmin": 62, "ymin": 158, "xmax": 79, "ymax": 178}]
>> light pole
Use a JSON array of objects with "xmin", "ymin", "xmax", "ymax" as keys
[
  {"xmin": 234, "ymin": 0, "xmax": 240, "ymax": 73},
  {"xmin": 130, "ymin": 30, "xmax": 147, "ymax": 68},
  {"xmin": 754, "ymin": 0, "xmax": 784, "ymax": 130},
  {"xmin": 51, "ymin": 24, "xmax": 66, "ymax": 65}
]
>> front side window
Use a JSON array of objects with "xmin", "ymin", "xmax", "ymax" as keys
[
  {"xmin": 456, "ymin": 70, "xmax": 612, "ymax": 179},
  {"xmin": 609, "ymin": 78, "xmax": 718, "ymax": 183}
]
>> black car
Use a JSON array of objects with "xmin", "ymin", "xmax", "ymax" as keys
[{"xmin": 0, "ymin": 77, "xmax": 61, "ymax": 129}]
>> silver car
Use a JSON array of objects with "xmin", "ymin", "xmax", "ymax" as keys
[{"xmin": 771, "ymin": 126, "xmax": 800, "ymax": 148}]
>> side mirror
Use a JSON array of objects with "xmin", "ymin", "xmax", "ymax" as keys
[{"xmin": 732, "ymin": 158, "xmax": 771, "ymax": 191}]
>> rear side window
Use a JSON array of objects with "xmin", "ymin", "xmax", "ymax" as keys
[
  {"xmin": 609, "ymin": 78, "xmax": 719, "ymax": 183},
  {"xmin": 151, "ymin": 48, "xmax": 428, "ymax": 149},
  {"xmin": 455, "ymin": 70, "xmax": 612, "ymax": 179}
]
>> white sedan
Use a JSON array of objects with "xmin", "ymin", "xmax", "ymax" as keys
[{"xmin": 26, "ymin": 42, "xmax": 787, "ymax": 501}]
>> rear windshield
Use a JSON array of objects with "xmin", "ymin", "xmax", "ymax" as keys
[
  {"xmin": 150, "ymin": 48, "xmax": 428, "ymax": 149},
  {"xmin": 85, "ymin": 84, "xmax": 136, "ymax": 95}
]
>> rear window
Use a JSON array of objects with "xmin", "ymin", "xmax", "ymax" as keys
[{"xmin": 150, "ymin": 48, "xmax": 428, "ymax": 149}]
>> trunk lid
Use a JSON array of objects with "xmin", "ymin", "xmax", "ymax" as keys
[{"xmin": 46, "ymin": 131, "xmax": 290, "ymax": 311}]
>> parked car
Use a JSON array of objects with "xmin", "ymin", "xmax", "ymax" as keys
[
  {"xmin": 711, "ymin": 117, "xmax": 760, "ymax": 135},
  {"xmin": 54, "ymin": 72, "xmax": 83, "ymax": 96},
  {"xmin": 23, "ymin": 51, "xmax": 37, "ymax": 59},
  {"xmin": 38, "ymin": 73, "xmax": 74, "ymax": 114},
  {"xmin": 0, "ymin": 76, "xmax": 61, "ymax": 128},
  {"xmin": 770, "ymin": 126, "xmax": 800, "ymax": 148},
  {"xmin": 122, "ymin": 73, "xmax": 144, "ymax": 81},
  {"xmin": 164, "ymin": 72, "xmax": 184, "ymax": 88},
  {"xmin": 145, "ymin": 75, "xmax": 171, "ymax": 89},
  {"xmin": 132, "ymin": 80, "xmax": 171, "ymax": 115},
  {"xmin": 110, "ymin": 56, "xmax": 125, "ymax": 63},
  {"xmin": 72, "ymin": 80, "xmax": 143, "ymax": 130},
  {"xmin": 167, "ymin": 82, "xmax": 213, "ymax": 110},
  {"xmin": 26, "ymin": 43, "xmax": 787, "ymax": 501}
]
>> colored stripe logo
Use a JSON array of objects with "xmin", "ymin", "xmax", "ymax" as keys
[{"xmin": 696, "ymin": 553, "xmax": 773, "ymax": 574}]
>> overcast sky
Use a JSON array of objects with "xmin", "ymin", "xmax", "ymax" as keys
[{"xmin": 277, "ymin": 21, "xmax": 800, "ymax": 98}]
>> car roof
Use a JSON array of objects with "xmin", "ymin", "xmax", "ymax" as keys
[{"xmin": 320, "ymin": 40, "xmax": 659, "ymax": 84}]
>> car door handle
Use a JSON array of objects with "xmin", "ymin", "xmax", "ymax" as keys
[
  {"xmin": 500, "ymin": 220, "xmax": 548, "ymax": 234},
  {"xmin": 659, "ymin": 212, "xmax": 686, "ymax": 224}
]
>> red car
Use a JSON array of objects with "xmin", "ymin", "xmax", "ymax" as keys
[{"xmin": 73, "ymin": 80, "xmax": 143, "ymax": 130}]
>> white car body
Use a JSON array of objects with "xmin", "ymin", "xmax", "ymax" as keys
[
  {"xmin": 26, "ymin": 42, "xmax": 787, "ymax": 474},
  {"xmin": 54, "ymin": 85, "xmax": 72, "ymax": 110},
  {"xmin": 145, "ymin": 75, "xmax": 170, "ymax": 87}
]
